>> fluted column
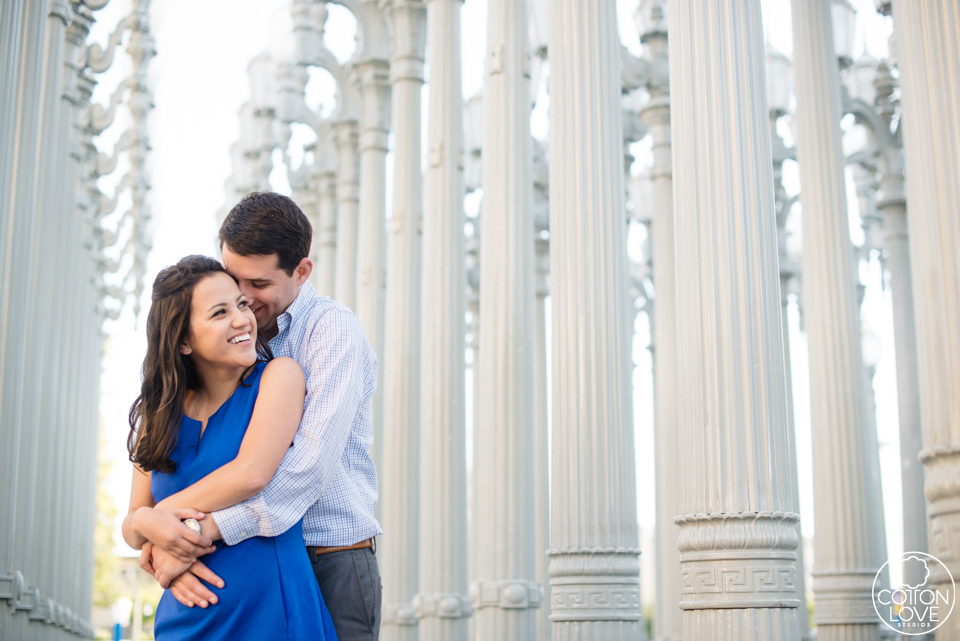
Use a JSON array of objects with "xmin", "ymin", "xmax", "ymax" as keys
[
  {"xmin": 534, "ymin": 212, "xmax": 550, "ymax": 641},
  {"xmin": 770, "ymin": 113, "xmax": 811, "ymax": 641},
  {"xmin": 669, "ymin": 1, "xmax": 802, "ymax": 639},
  {"xmin": 471, "ymin": 0, "xmax": 539, "ymax": 638},
  {"xmin": 638, "ymin": 24, "xmax": 683, "ymax": 641},
  {"xmin": 465, "ymin": 238, "xmax": 480, "ymax": 641},
  {"xmin": 791, "ymin": 2, "xmax": 880, "ymax": 637},
  {"xmin": 313, "ymin": 167, "xmax": 338, "ymax": 296},
  {"xmin": 33, "ymin": 8, "xmax": 89, "ymax": 632},
  {"xmin": 893, "ymin": 2, "xmax": 960, "ymax": 638},
  {"xmin": 416, "ymin": 1, "xmax": 470, "ymax": 640},
  {"xmin": 548, "ymin": 1, "xmax": 640, "ymax": 639},
  {"xmin": 380, "ymin": 2, "xmax": 426, "ymax": 639},
  {"xmin": 863, "ymin": 58, "xmax": 928, "ymax": 569},
  {"xmin": 877, "ymin": 179, "xmax": 927, "ymax": 558},
  {"xmin": 0, "ymin": 3, "xmax": 52, "ymax": 636},
  {"xmin": 26, "ymin": 1, "xmax": 71, "ymax": 635},
  {"xmin": 354, "ymin": 54, "xmax": 390, "ymax": 506},
  {"xmin": 334, "ymin": 118, "xmax": 360, "ymax": 308}
]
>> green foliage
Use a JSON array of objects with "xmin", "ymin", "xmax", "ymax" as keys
[{"xmin": 93, "ymin": 424, "xmax": 120, "ymax": 608}]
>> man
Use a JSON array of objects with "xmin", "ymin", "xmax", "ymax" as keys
[{"xmin": 142, "ymin": 191, "xmax": 382, "ymax": 640}]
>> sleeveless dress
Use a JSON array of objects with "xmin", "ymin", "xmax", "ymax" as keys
[{"xmin": 151, "ymin": 361, "xmax": 338, "ymax": 641}]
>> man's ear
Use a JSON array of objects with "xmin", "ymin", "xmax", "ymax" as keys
[{"xmin": 295, "ymin": 257, "xmax": 313, "ymax": 286}]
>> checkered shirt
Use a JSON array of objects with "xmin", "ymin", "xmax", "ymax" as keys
[{"xmin": 213, "ymin": 281, "xmax": 382, "ymax": 546}]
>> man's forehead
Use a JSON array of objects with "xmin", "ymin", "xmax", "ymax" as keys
[{"xmin": 221, "ymin": 248, "xmax": 283, "ymax": 279}]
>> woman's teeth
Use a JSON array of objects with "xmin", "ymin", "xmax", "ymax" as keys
[{"xmin": 229, "ymin": 333, "xmax": 251, "ymax": 344}]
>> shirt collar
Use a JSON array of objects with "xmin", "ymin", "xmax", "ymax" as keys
[{"xmin": 276, "ymin": 280, "xmax": 317, "ymax": 335}]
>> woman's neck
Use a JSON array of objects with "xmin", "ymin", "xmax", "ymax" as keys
[{"xmin": 189, "ymin": 362, "xmax": 249, "ymax": 414}]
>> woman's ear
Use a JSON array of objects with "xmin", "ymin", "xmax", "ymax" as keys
[{"xmin": 180, "ymin": 343, "xmax": 192, "ymax": 355}]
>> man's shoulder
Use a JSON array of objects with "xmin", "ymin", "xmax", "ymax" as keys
[
  {"xmin": 291, "ymin": 297, "xmax": 371, "ymax": 353},
  {"xmin": 298, "ymin": 297, "xmax": 362, "ymax": 334}
]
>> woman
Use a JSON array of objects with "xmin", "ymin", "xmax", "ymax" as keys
[{"xmin": 121, "ymin": 255, "xmax": 337, "ymax": 641}]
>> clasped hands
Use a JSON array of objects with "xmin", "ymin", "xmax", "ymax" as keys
[{"xmin": 134, "ymin": 506, "xmax": 226, "ymax": 609}]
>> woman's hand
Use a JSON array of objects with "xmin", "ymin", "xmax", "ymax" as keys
[
  {"xmin": 133, "ymin": 506, "xmax": 215, "ymax": 562},
  {"xmin": 169, "ymin": 561, "xmax": 225, "ymax": 608}
]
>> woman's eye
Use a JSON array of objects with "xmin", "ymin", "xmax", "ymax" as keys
[
  {"xmin": 238, "ymin": 300, "xmax": 247, "ymax": 308},
  {"xmin": 213, "ymin": 309, "xmax": 225, "ymax": 316}
]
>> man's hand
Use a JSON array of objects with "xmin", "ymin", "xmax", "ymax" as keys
[
  {"xmin": 199, "ymin": 513, "xmax": 222, "ymax": 542},
  {"xmin": 169, "ymin": 561, "xmax": 225, "ymax": 609},
  {"xmin": 134, "ymin": 507, "xmax": 215, "ymax": 562}
]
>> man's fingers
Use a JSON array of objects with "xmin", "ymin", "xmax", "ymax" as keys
[{"xmin": 189, "ymin": 561, "xmax": 225, "ymax": 590}]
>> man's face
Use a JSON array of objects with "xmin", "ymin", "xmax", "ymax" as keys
[{"xmin": 221, "ymin": 245, "xmax": 312, "ymax": 337}]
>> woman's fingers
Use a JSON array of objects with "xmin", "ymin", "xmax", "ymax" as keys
[
  {"xmin": 178, "ymin": 526, "xmax": 213, "ymax": 549},
  {"xmin": 139, "ymin": 542, "xmax": 156, "ymax": 576},
  {"xmin": 170, "ymin": 507, "xmax": 206, "ymax": 521},
  {"xmin": 170, "ymin": 578, "xmax": 201, "ymax": 608},
  {"xmin": 175, "ymin": 569, "xmax": 219, "ymax": 606}
]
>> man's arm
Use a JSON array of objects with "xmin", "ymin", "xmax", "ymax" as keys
[
  {"xmin": 213, "ymin": 310, "xmax": 375, "ymax": 545},
  {"xmin": 154, "ymin": 358, "xmax": 306, "ymax": 514}
]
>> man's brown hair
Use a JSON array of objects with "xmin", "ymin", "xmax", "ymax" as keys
[{"xmin": 219, "ymin": 191, "xmax": 312, "ymax": 275}]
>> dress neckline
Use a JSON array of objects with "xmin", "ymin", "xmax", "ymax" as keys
[{"xmin": 181, "ymin": 363, "xmax": 263, "ymax": 440}]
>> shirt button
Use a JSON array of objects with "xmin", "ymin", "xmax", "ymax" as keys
[{"xmin": 240, "ymin": 532, "xmax": 247, "ymax": 537}]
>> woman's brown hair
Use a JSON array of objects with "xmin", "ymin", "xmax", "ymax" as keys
[{"xmin": 127, "ymin": 255, "xmax": 272, "ymax": 473}]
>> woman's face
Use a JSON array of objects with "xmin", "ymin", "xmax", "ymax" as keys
[{"xmin": 181, "ymin": 272, "xmax": 258, "ymax": 371}]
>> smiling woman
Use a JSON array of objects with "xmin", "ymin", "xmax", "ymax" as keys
[{"xmin": 126, "ymin": 255, "xmax": 272, "ymax": 474}]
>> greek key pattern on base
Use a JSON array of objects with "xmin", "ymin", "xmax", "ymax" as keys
[
  {"xmin": 928, "ymin": 505, "xmax": 960, "ymax": 585},
  {"xmin": 679, "ymin": 563, "xmax": 800, "ymax": 609},
  {"xmin": 813, "ymin": 596, "xmax": 879, "ymax": 625},
  {"xmin": 549, "ymin": 578, "xmax": 641, "ymax": 622}
]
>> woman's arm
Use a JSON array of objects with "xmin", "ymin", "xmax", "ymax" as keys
[
  {"xmin": 121, "ymin": 465, "xmax": 156, "ymax": 550},
  {"xmin": 122, "ymin": 463, "xmax": 214, "ymax": 561},
  {"xmin": 155, "ymin": 358, "xmax": 307, "ymax": 515}
]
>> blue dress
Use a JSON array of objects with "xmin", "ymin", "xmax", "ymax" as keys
[{"xmin": 151, "ymin": 362, "xmax": 337, "ymax": 641}]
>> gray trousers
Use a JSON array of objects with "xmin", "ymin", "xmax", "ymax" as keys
[{"xmin": 309, "ymin": 545, "xmax": 382, "ymax": 640}]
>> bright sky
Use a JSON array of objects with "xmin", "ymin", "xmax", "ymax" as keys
[{"xmin": 96, "ymin": 0, "xmax": 905, "ymax": 589}]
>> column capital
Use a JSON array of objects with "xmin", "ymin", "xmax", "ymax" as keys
[
  {"xmin": 356, "ymin": 57, "xmax": 391, "ymax": 88},
  {"xmin": 382, "ymin": 0, "xmax": 427, "ymax": 84}
]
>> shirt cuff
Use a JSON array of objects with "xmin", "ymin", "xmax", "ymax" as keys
[{"xmin": 211, "ymin": 503, "xmax": 257, "ymax": 546}]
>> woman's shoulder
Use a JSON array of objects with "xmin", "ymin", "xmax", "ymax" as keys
[{"xmin": 260, "ymin": 357, "xmax": 305, "ymax": 387}]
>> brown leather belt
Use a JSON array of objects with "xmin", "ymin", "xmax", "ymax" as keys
[{"xmin": 310, "ymin": 537, "xmax": 375, "ymax": 557}]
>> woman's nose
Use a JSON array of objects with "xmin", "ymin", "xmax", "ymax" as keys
[{"xmin": 231, "ymin": 308, "xmax": 250, "ymax": 326}]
